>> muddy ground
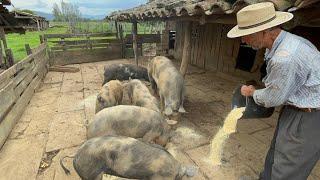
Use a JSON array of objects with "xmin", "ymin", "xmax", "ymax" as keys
[{"xmin": 0, "ymin": 59, "xmax": 319, "ymax": 180}]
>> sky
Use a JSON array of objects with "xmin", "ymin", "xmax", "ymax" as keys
[{"xmin": 8, "ymin": 0, "xmax": 148, "ymax": 16}]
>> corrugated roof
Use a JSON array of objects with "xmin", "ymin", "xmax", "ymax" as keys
[
  {"xmin": 1, "ymin": 0, "xmax": 11, "ymax": 5},
  {"xmin": 107, "ymin": 0, "xmax": 320, "ymax": 21}
]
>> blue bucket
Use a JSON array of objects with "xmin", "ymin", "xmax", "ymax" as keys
[{"xmin": 231, "ymin": 85, "xmax": 274, "ymax": 119}]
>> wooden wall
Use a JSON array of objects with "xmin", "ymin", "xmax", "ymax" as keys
[
  {"xmin": 174, "ymin": 22, "xmax": 241, "ymax": 72},
  {"xmin": 0, "ymin": 43, "xmax": 49, "ymax": 148}
]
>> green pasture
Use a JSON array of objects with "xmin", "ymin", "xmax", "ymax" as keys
[{"xmin": 6, "ymin": 21, "xmax": 163, "ymax": 62}]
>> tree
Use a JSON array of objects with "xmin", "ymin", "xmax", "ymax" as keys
[
  {"xmin": 52, "ymin": 3, "xmax": 62, "ymax": 21},
  {"xmin": 51, "ymin": 1, "xmax": 83, "ymax": 33}
]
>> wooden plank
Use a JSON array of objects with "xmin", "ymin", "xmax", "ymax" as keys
[
  {"xmin": 180, "ymin": 21, "xmax": 192, "ymax": 77},
  {"xmin": 51, "ymin": 43, "xmax": 122, "ymax": 51},
  {"xmin": 49, "ymin": 39, "xmax": 121, "ymax": 45},
  {"xmin": 0, "ymin": 75, "xmax": 40, "ymax": 148},
  {"xmin": 216, "ymin": 24, "xmax": 224, "ymax": 72},
  {"xmin": 204, "ymin": 24, "xmax": 214, "ymax": 69},
  {"xmin": 12, "ymin": 62, "xmax": 34, "ymax": 87},
  {"xmin": 52, "ymin": 47, "xmax": 122, "ymax": 66},
  {"xmin": 44, "ymin": 33, "xmax": 116, "ymax": 39},
  {"xmin": 0, "ymin": 57, "xmax": 34, "ymax": 87},
  {"xmin": 49, "ymin": 66, "xmax": 80, "ymax": 73},
  {"xmin": 132, "ymin": 21, "xmax": 138, "ymax": 66},
  {"xmin": 125, "ymin": 34, "xmax": 161, "ymax": 44},
  {"xmin": 208, "ymin": 24, "xmax": 218, "ymax": 70},
  {"xmin": 14, "ymin": 65, "xmax": 37, "ymax": 97},
  {"xmin": 0, "ymin": 81, "xmax": 15, "ymax": 123},
  {"xmin": 197, "ymin": 25, "xmax": 206, "ymax": 68}
]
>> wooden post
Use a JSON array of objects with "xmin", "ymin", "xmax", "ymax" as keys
[
  {"xmin": 132, "ymin": 21, "xmax": 138, "ymax": 66},
  {"xmin": 119, "ymin": 24, "xmax": 125, "ymax": 58},
  {"xmin": 115, "ymin": 21, "xmax": 119, "ymax": 39},
  {"xmin": 0, "ymin": 45, "xmax": 3, "ymax": 67},
  {"xmin": 25, "ymin": 44, "xmax": 32, "ymax": 55},
  {"xmin": 0, "ymin": 27, "xmax": 7, "ymax": 49},
  {"xmin": 36, "ymin": 19, "xmax": 40, "ymax": 31},
  {"xmin": 61, "ymin": 38, "xmax": 66, "ymax": 51},
  {"xmin": 39, "ymin": 35, "xmax": 44, "ymax": 44},
  {"xmin": 180, "ymin": 21, "xmax": 192, "ymax": 77},
  {"xmin": 5, "ymin": 49, "xmax": 14, "ymax": 67}
]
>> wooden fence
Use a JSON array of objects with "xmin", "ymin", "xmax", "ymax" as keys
[
  {"xmin": 45, "ymin": 32, "xmax": 161, "ymax": 66},
  {"xmin": 45, "ymin": 32, "xmax": 122, "ymax": 65},
  {"xmin": 0, "ymin": 43, "xmax": 49, "ymax": 148}
]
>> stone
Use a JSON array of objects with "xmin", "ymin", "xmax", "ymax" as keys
[
  {"xmin": 0, "ymin": 134, "xmax": 46, "ymax": 180},
  {"xmin": 46, "ymin": 110, "xmax": 86, "ymax": 152},
  {"xmin": 57, "ymin": 92, "xmax": 84, "ymax": 113}
]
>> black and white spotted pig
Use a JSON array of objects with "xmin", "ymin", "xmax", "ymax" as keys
[
  {"xmin": 103, "ymin": 63, "xmax": 149, "ymax": 85},
  {"xmin": 148, "ymin": 56, "xmax": 186, "ymax": 116},
  {"xmin": 95, "ymin": 80, "xmax": 123, "ymax": 113},
  {"xmin": 127, "ymin": 79, "xmax": 160, "ymax": 112},
  {"xmin": 88, "ymin": 105, "xmax": 176, "ymax": 146},
  {"xmin": 60, "ymin": 136, "xmax": 196, "ymax": 180}
]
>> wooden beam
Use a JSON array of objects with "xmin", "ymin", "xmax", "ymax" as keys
[
  {"xmin": 119, "ymin": 24, "xmax": 125, "ymax": 58},
  {"xmin": 0, "ymin": 27, "xmax": 7, "ymax": 49},
  {"xmin": 180, "ymin": 21, "xmax": 192, "ymax": 77},
  {"xmin": 5, "ymin": 49, "xmax": 14, "ymax": 67},
  {"xmin": 132, "ymin": 21, "xmax": 138, "ymax": 66},
  {"xmin": 25, "ymin": 44, "xmax": 32, "ymax": 55},
  {"xmin": 115, "ymin": 21, "xmax": 119, "ymax": 39}
]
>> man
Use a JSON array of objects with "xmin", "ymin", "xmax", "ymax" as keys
[{"xmin": 227, "ymin": 2, "xmax": 320, "ymax": 180}]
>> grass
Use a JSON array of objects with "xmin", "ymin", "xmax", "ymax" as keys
[
  {"xmin": 6, "ymin": 27, "xmax": 68, "ymax": 62},
  {"xmin": 6, "ymin": 21, "xmax": 164, "ymax": 62}
]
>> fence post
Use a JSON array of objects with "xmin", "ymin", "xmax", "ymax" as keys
[
  {"xmin": 5, "ymin": 48, "xmax": 14, "ymax": 67},
  {"xmin": 119, "ymin": 24, "xmax": 125, "ymax": 58},
  {"xmin": 132, "ymin": 21, "xmax": 138, "ymax": 66},
  {"xmin": 25, "ymin": 44, "xmax": 32, "ymax": 55},
  {"xmin": 115, "ymin": 21, "xmax": 119, "ymax": 39},
  {"xmin": 39, "ymin": 35, "xmax": 44, "ymax": 44},
  {"xmin": 61, "ymin": 38, "xmax": 66, "ymax": 51}
]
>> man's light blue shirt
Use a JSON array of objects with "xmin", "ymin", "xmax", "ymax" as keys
[{"xmin": 253, "ymin": 30, "xmax": 320, "ymax": 108}]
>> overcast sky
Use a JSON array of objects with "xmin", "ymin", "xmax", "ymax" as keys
[{"xmin": 8, "ymin": 0, "xmax": 148, "ymax": 15}]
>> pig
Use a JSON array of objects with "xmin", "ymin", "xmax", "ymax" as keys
[
  {"xmin": 126, "ymin": 79, "xmax": 160, "ymax": 112},
  {"xmin": 95, "ymin": 80, "xmax": 123, "ymax": 113},
  {"xmin": 88, "ymin": 105, "xmax": 177, "ymax": 146},
  {"xmin": 148, "ymin": 56, "xmax": 186, "ymax": 116},
  {"xmin": 60, "ymin": 135, "xmax": 197, "ymax": 180},
  {"xmin": 103, "ymin": 63, "xmax": 149, "ymax": 85}
]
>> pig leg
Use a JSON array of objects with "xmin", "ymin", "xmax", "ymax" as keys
[
  {"xmin": 150, "ymin": 79, "xmax": 157, "ymax": 95},
  {"xmin": 178, "ymin": 87, "xmax": 186, "ymax": 113},
  {"xmin": 164, "ymin": 99, "xmax": 173, "ymax": 116},
  {"xmin": 159, "ymin": 93, "xmax": 165, "ymax": 112}
]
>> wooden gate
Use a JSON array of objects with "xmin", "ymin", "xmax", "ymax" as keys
[{"xmin": 45, "ymin": 33, "xmax": 122, "ymax": 65}]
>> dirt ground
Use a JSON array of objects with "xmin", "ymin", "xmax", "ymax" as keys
[{"xmin": 0, "ymin": 59, "xmax": 319, "ymax": 180}]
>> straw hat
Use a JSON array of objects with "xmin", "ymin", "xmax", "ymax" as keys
[{"xmin": 227, "ymin": 2, "xmax": 293, "ymax": 38}]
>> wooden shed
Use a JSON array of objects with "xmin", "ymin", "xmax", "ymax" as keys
[
  {"xmin": 108, "ymin": 0, "xmax": 320, "ymax": 80},
  {"xmin": 12, "ymin": 11, "xmax": 49, "ymax": 31}
]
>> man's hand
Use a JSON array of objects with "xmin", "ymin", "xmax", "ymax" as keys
[{"xmin": 241, "ymin": 85, "xmax": 256, "ymax": 97}]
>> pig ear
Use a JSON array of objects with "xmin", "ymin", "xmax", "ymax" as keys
[
  {"xmin": 178, "ymin": 106, "xmax": 187, "ymax": 113},
  {"xmin": 166, "ymin": 119, "xmax": 178, "ymax": 125}
]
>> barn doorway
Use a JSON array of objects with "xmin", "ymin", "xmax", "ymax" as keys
[
  {"xmin": 169, "ymin": 30, "xmax": 176, "ymax": 50},
  {"xmin": 235, "ymin": 43, "xmax": 257, "ymax": 72}
]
